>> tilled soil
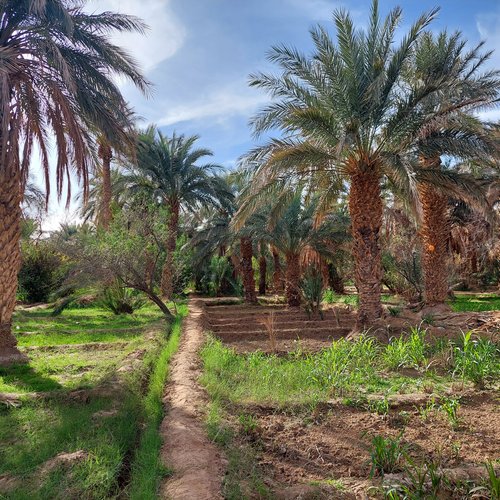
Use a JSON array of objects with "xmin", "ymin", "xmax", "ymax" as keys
[
  {"xmin": 231, "ymin": 390, "xmax": 500, "ymax": 496},
  {"xmin": 204, "ymin": 303, "xmax": 499, "ymax": 353},
  {"xmin": 160, "ymin": 299, "xmax": 224, "ymax": 499},
  {"xmin": 201, "ymin": 300, "xmax": 499, "ymax": 497}
]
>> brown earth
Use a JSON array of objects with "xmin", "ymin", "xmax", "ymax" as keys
[
  {"xmin": 199, "ymin": 299, "xmax": 499, "ymax": 498},
  {"xmin": 160, "ymin": 298, "xmax": 224, "ymax": 499},
  {"xmin": 203, "ymin": 302, "xmax": 499, "ymax": 354},
  {"xmin": 225, "ymin": 390, "xmax": 499, "ymax": 498}
]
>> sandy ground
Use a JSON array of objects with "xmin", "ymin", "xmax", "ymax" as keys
[{"xmin": 160, "ymin": 299, "xmax": 224, "ymax": 500}]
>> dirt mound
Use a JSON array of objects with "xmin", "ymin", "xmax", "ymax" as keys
[{"xmin": 160, "ymin": 299, "xmax": 224, "ymax": 499}]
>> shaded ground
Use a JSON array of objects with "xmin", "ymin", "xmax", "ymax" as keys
[{"xmin": 0, "ymin": 304, "xmax": 170, "ymax": 499}]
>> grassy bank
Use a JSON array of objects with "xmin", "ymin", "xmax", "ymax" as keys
[
  {"xmin": 0, "ymin": 303, "xmax": 186, "ymax": 499},
  {"xmin": 128, "ymin": 304, "xmax": 187, "ymax": 499}
]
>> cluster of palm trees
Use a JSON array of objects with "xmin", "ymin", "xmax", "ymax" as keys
[
  {"xmin": 0, "ymin": 0, "xmax": 499, "ymax": 364},
  {"xmin": 237, "ymin": 2, "xmax": 500, "ymax": 328}
]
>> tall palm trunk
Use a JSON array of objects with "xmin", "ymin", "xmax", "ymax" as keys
[
  {"xmin": 0, "ymin": 169, "xmax": 27, "ymax": 365},
  {"xmin": 272, "ymin": 248, "xmax": 284, "ymax": 293},
  {"xmin": 258, "ymin": 241, "xmax": 267, "ymax": 295},
  {"xmin": 240, "ymin": 237, "xmax": 257, "ymax": 303},
  {"xmin": 161, "ymin": 200, "xmax": 180, "ymax": 299},
  {"xmin": 98, "ymin": 140, "xmax": 113, "ymax": 230},
  {"xmin": 348, "ymin": 164, "xmax": 383, "ymax": 328},
  {"xmin": 285, "ymin": 253, "xmax": 301, "ymax": 307},
  {"xmin": 419, "ymin": 157, "xmax": 449, "ymax": 306}
]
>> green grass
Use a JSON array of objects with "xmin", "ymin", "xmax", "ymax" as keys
[
  {"xmin": 0, "ymin": 302, "xmax": 185, "ymax": 499},
  {"xmin": 450, "ymin": 293, "xmax": 500, "ymax": 312},
  {"xmin": 13, "ymin": 304, "xmax": 163, "ymax": 346},
  {"xmin": 128, "ymin": 304, "xmax": 187, "ymax": 500},
  {"xmin": 201, "ymin": 331, "xmax": 499, "ymax": 408}
]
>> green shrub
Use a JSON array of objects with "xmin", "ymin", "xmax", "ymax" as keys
[
  {"xmin": 301, "ymin": 266, "xmax": 324, "ymax": 318},
  {"xmin": 369, "ymin": 434, "xmax": 408, "ymax": 477},
  {"xmin": 18, "ymin": 242, "xmax": 67, "ymax": 303},
  {"xmin": 98, "ymin": 282, "xmax": 146, "ymax": 315}
]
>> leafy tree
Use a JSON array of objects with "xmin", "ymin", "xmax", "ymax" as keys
[
  {"xmin": 0, "ymin": 0, "xmax": 148, "ymax": 364},
  {"xmin": 60, "ymin": 207, "xmax": 175, "ymax": 319}
]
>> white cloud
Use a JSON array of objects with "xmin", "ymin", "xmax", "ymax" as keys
[
  {"xmin": 156, "ymin": 84, "xmax": 268, "ymax": 127},
  {"xmin": 86, "ymin": 0, "xmax": 186, "ymax": 73}
]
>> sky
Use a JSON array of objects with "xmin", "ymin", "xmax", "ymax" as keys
[{"xmin": 37, "ymin": 0, "xmax": 500, "ymax": 230}]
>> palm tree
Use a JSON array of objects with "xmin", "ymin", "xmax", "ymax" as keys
[
  {"xmin": 245, "ymin": 0, "xmax": 498, "ymax": 327},
  {"xmin": 248, "ymin": 192, "xmax": 348, "ymax": 307},
  {"xmin": 79, "ymin": 168, "xmax": 129, "ymax": 225},
  {"xmin": 126, "ymin": 127, "xmax": 233, "ymax": 299},
  {"xmin": 98, "ymin": 138, "xmax": 114, "ymax": 230},
  {"xmin": 0, "ymin": 0, "xmax": 149, "ymax": 364},
  {"xmin": 408, "ymin": 32, "xmax": 500, "ymax": 308}
]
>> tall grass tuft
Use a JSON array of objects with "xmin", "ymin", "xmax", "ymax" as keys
[
  {"xmin": 452, "ymin": 331, "xmax": 500, "ymax": 387},
  {"xmin": 384, "ymin": 325, "xmax": 428, "ymax": 371}
]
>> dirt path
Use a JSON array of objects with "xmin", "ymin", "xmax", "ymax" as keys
[{"xmin": 160, "ymin": 299, "xmax": 224, "ymax": 500}]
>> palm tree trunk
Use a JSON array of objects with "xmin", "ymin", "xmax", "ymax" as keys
[
  {"xmin": 349, "ymin": 164, "xmax": 383, "ymax": 328},
  {"xmin": 272, "ymin": 248, "xmax": 284, "ymax": 293},
  {"xmin": 419, "ymin": 157, "xmax": 449, "ymax": 306},
  {"xmin": 161, "ymin": 200, "xmax": 180, "ymax": 299},
  {"xmin": 285, "ymin": 253, "xmax": 301, "ymax": 307},
  {"xmin": 327, "ymin": 262, "xmax": 345, "ymax": 294},
  {"xmin": 98, "ymin": 140, "xmax": 113, "ymax": 230},
  {"xmin": 0, "ymin": 169, "xmax": 28, "ymax": 365},
  {"xmin": 240, "ymin": 237, "xmax": 257, "ymax": 303},
  {"xmin": 258, "ymin": 242, "xmax": 267, "ymax": 295}
]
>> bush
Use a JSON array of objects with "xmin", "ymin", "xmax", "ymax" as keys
[
  {"xmin": 98, "ymin": 282, "xmax": 146, "ymax": 315},
  {"xmin": 301, "ymin": 266, "xmax": 324, "ymax": 318},
  {"xmin": 18, "ymin": 242, "xmax": 67, "ymax": 303}
]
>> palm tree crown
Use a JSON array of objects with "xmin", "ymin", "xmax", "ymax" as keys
[{"xmin": 124, "ymin": 126, "xmax": 233, "ymax": 298}]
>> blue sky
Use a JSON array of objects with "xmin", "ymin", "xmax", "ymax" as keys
[{"xmin": 39, "ymin": 0, "xmax": 500, "ymax": 229}]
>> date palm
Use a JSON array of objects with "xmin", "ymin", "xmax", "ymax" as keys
[
  {"xmin": 79, "ymin": 168, "xmax": 129, "ymax": 225},
  {"xmin": 125, "ymin": 126, "xmax": 233, "ymax": 299},
  {"xmin": 409, "ymin": 32, "xmax": 500, "ymax": 307},
  {"xmin": 247, "ymin": 191, "xmax": 348, "ymax": 307},
  {"xmin": 246, "ymin": 0, "xmax": 496, "ymax": 327},
  {"xmin": 0, "ymin": 0, "xmax": 148, "ymax": 364}
]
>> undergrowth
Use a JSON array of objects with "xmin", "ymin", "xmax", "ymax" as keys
[{"xmin": 201, "ymin": 330, "xmax": 499, "ymax": 407}]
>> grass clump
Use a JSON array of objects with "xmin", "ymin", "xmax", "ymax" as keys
[
  {"xmin": 384, "ymin": 325, "xmax": 428, "ymax": 371},
  {"xmin": 201, "ymin": 336, "xmax": 385, "ymax": 407},
  {"xmin": 369, "ymin": 434, "xmax": 408, "ymax": 477},
  {"xmin": 452, "ymin": 331, "xmax": 499, "ymax": 387},
  {"xmin": 128, "ymin": 304, "xmax": 187, "ymax": 499}
]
